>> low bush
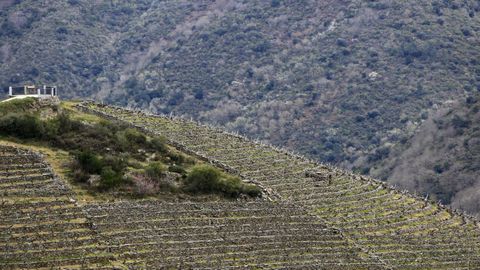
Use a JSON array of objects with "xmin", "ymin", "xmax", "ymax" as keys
[
  {"xmin": 56, "ymin": 112, "xmax": 81, "ymax": 134},
  {"xmin": 241, "ymin": 183, "xmax": 263, "ymax": 197},
  {"xmin": 74, "ymin": 151, "xmax": 127, "ymax": 190},
  {"xmin": 124, "ymin": 128, "xmax": 147, "ymax": 145},
  {"xmin": 145, "ymin": 162, "xmax": 166, "ymax": 180},
  {"xmin": 168, "ymin": 152, "xmax": 186, "ymax": 163},
  {"xmin": 100, "ymin": 166, "xmax": 124, "ymax": 189},
  {"xmin": 184, "ymin": 165, "xmax": 220, "ymax": 193},
  {"xmin": 150, "ymin": 136, "xmax": 168, "ymax": 153},
  {"xmin": 184, "ymin": 165, "xmax": 261, "ymax": 198},
  {"xmin": 104, "ymin": 155, "xmax": 127, "ymax": 170},
  {"xmin": 0, "ymin": 113, "xmax": 45, "ymax": 139},
  {"xmin": 75, "ymin": 151, "xmax": 103, "ymax": 174}
]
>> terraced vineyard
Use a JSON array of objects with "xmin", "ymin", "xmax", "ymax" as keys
[
  {"xmin": 0, "ymin": 145, "xmax": 114, "ymax": 269},
  {"xmin": 84, "ymin": 201, "xmax": 381, "ymax": 269},
  {"xmin": 79, "ymin": 101, "xmax": 480, "ymax": 269},
  {"xmin": 0, "ymin": 144, "xmax": 380, "ymax": 269}
]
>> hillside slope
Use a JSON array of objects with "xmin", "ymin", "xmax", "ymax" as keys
[
  {"xmin": 2, "ymin": 0, "xmax": 480, "ymax": 213},
  {"xmin": 1, "ymin": 101, "xmax": 480, "ymax": 268},
  {"xmin": 0, "ymin": 145, "xmax": 115, "ymax": 268},
  {"xmin": 372, "ymin": 94, "xmax": 480, "ymax": 216},
  {"xmin": 80, "ymin": 101, "xmax": 480, "ymax": 269},
  {"xmin": 0, "ymin": 133, "xmax": 381, "ymax": 268}
]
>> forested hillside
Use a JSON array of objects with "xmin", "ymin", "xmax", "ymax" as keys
[
  {"xmin": 373, "ymin": 94, "xmax": 480, "ymax": 215},
  {"xmin": 1, "ymin": 0, "xmax": 480, "ymax": 213}
]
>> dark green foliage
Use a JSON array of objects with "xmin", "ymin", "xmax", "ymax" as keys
[
  {"xmin": 368, "ymin": 147, "xmax": 390, "ymax": 162},
  {"xmin": 75, "ymin": 151, "xmax": 102, "ymax": 174},
  {"xmin": 167, "ymin": 92, "xmax": 184, "ymax": 106},
  {"xmin": 263, "ymin": 80, "xmax": 275, "ymax": 92},
  {"xmin": 0, "ymin": 100, "xmax": 259, "ymax": 197},
  {"xmin": 0, "ymin": 113, "xmax": 44, "ymax": 139},
  {"xmin": 194, "ymin": 88, "xmax": 204, "ymax": 100},
  {"xmin": 57, "ymin": 112, "xmax": 80, "ymax": 133},
  {"xmin": 115, "ymin": 128, "xmax": 148, "ymax": 152},
  {"xmin": 100, "ymin": 166, "xmax": 124, "ymax": 189},
  {"xmin": 0, "ymin": 21, "xmax": 20, "ymax": 37},
  {"xmin": 184, "ymin": 165, "xmax": 220, "ymax": 194},
  {"xmin": 43, "ymin": 112, "xmax": 81, "ymax": 138},
  {"xmin": 56, "ymin": 26, "xmax": 68, "ymax": 35},
  {"xmin": 367, "ymin": 110, "xmax": 380, "ymax": 119},
  {"xmin": 0, "ymin": 99, "xmax": 84, "ymax": 141},
  {"xmin": 167, "ymin": 152, "xmax": 186, "ymax": 164},
  {"xmin": 461, "ymin": 28, "xmax": 472, "ymax": 37},
  {"xmin": 241, "ymin": 184, "xmax": 263, "ymax": 197},
  {"xmin": 103, "ymin": 155, "xmax": 127, "ymax": 173},
  {"xmin": 149, "ymin": 136, "xmax": 168, "ymax": 153},
  {"xmin": 184, "ymin": 165, "xmax": 261, "ymax": 198},
  {"xmin": 125, "ymin": 77, "xmax": 139, "ymax": 89},
  {"xmin": 124, "ymin": 128, "xmax": 147, "ymax": 145}
]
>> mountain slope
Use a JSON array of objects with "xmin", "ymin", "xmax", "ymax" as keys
[
  {"xmin": 80, "ymin": 101, "xmax": 480, "ymax": 269},
  {"xmin": 1, "ymin": 0, "xmax": 480, "ymax": 211},
  {"xmin": 2, "ymin": 0, "xmax": 479, "ymax": 160},
  {"xmin": 373, "ymin": 94, "xmax": 480, "ymax": 215},
  {"xmin": 1, "ymin": 98, "xmax": 480, "ymax": 268}
]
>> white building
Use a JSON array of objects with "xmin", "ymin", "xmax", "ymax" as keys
[{"xmin": 8, "ymin": 85, "xmax": 58, "ymax": 99}]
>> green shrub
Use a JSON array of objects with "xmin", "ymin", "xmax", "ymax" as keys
[
  {"xmin": 97, "ymin": 119, "xmax": 121, "ymax": 134},
  {"xmin": 452, "ymin": 115, "xmax": 471, "ymax": 129},
  {"xmin": 100, "ymin": 166, "xmax": 123, "ymax": 189},
  {"xmin": 75, "ymin": 151, "xmax": 103, "ymax": 174},
  {"xmin": 42, "ymin": 118, "xmax": 60, "ymax": 139},
  {"xmin": 0, "ymin": 113, "xmax": 45, "ymax": 139},
  {"xmin": 103, "ymin": 155, "xmax": 127, "ymax": 173},
  {"xmin": 72, "ymin": 168, "xmax": 90, "ymax": 183},
  {"xmin": 43, "ymin": 112, "xmax": 81, "ymax": 139},
  {"xmin": 145, "ymin": 162, "xmax": 166, "ymax": 180},
  {"xmin": 218, "ymin": 176, "xmax": 244, "ymax": 197},
  {"xmin": 241, "ymin": 183, "xmax": 262, "ymax": 197},
  {"xmin": 184, "ymin": 165, "xmax": 261, "ymax": 197},
  {"xmin": 150, "ymin": 136, "xmax": 168, "ymax": 153},
  {"xmin": 56, "ymin": 112, "xmax": 80, "ymax": 134},
  {"xmin": 124, "ymin": 128, "xmax": 147, "ymax": 144},
  {"xmin": 115, "ymin": 128, "xmax": 147, "ymax": 151},
  {"xmin": 219, "ymin": 176, "xmax": 262, "ymax": 198},
  {"xmin": 168, "ymin": 152, "xmax": 186, "ymax": 164},
  {"xmin": 271, "ymin": 0, "xmax": 281, "ymax": 7},
  {"xmin": 184, "ymin": 165, "xmax": 221, "ymax": 194}
]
